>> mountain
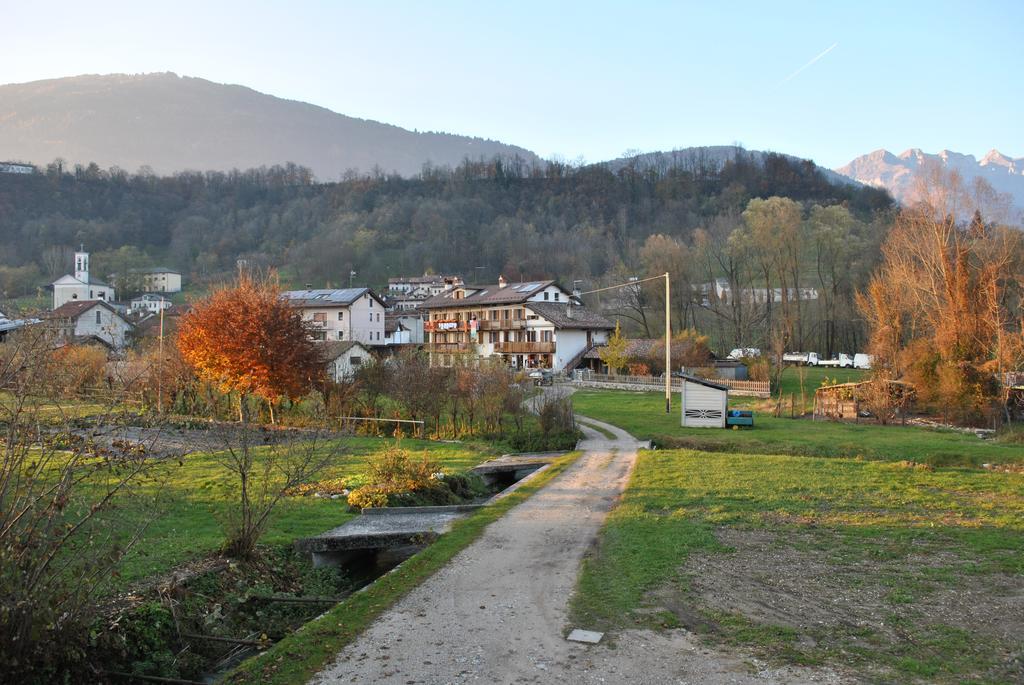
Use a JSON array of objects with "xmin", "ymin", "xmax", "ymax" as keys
[
  {"xmin": 836, "ymin": 148, "xmax": 1024, "ymax": 221},
  {"xmin": 0, "ymin": 73, "xmax": 539, "ymax": 179}
]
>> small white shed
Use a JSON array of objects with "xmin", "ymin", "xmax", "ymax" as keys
[
  {"xmin": 321, "ymin": 340, "xmax": 372, "ymax": 382},
  {"xmin": 680, "ymin": 374, "xmax": 729, "ymax": 428}
]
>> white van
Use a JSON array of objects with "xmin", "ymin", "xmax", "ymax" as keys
[{"xmin": 853, "ymin": 353, "xmax": 873, "ymax": 370}]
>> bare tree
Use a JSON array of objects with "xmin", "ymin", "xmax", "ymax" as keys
[
  {"xmin": 215, "ymin": 427, "xmax": 332, "ymax": 559},
  {"xmin": 0, "ymin": 327, "xmax": 164, "ymax": 680}
]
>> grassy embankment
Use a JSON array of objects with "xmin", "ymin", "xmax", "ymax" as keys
[
  {"xmin": 225, "ymin": 451, "xmax": 581, "ymax": 685},
  {"xmin": 86, "ymin": 436, "xmax": 497, "ymax": 587}
]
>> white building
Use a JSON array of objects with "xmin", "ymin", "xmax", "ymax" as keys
[
  {"xmin": 679, "ymin": 374, "xmax": 729, "ymax": 428},
  {"xmin": 321, "ymin": 341, "xmax": 372, "ymax": 381},
  {"xmin": 281, "ymin": 288, "xmax": 388, "ymax": 346},
  {"xmin": 384, "ymin": 312, "xmax": 424, "ymax": 345},
  {"xmin": 129, "ymin": 267, "xmax": 182, "ymax": 293},
  {"xmin": 47, "ymin": 300, "xmax": 133, "ymax": 349},
  {"xmin": 386, "ymin": 275, "xmax": 462, "ymax": 310},
  {"xmin": 420, "ymin": 277, "xmax": 614, "ymax": 372},
  {"xmin": 51, "ymin": 250, "xmax": 115, "ymax": 309},
  {"xmin": 130, "ymin": 293, "xmax": 172, "ymax": 313},
  {"xmin": 700, "ymin": 278, "xmax": 818, "ymax": 305},
  {"xmin": 0, "ymin": 162, "xmax": 34, "ymax": 174}
]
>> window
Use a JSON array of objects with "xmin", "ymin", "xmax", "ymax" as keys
[
  {"xmin": 95, "ymin": 310, "xmax": 102, "ymax": 325},
  {"xmin": 312, "ymin": 330, "xmax": 326, "ymax": 341},
  {"xmin": 541, "ymin": 330, "xmax": 553, "ymax": 342},
  {"xmin": 350, "ymin": 356, "xmax": 362, "ymax": 366},
  {"xmin": 544, "ymin": 292, "xmax": 549, "ymax": 300},
  {"xmin": 369, "ymin": 299, "xmax": 373, "ymax": 307},
  {"xmin": 554, "ymin": 292, "xmax": 560, "ymax": 301},
  {"xmin": 338, "ymin": 331, "xmax": 344, "ymax": 340},
  {"xmin": 338, "ymin": 311, "xmax": 344, "ymax": 320},
  {"xmin": 313, "ymin": 312, "xmax": 327, "ymax": 323},
  {"xmin": 376, "ymin": 313, "xmax": 380, "ymax": 322}
]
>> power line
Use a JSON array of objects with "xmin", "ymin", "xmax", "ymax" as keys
[{"xmin": 576, "ymin": 273, "xmax": 666, "ymax": 296}]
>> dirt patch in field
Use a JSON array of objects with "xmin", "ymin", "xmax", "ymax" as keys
[
  {"xmin": 72, "ymin": 423, "xmax": 337, "ymax": 459},
  {"xmin": 683, "ymin": 529, "xmax": 1023, "ymax": 643},
  {"xmin": 661, "ymin": 528, "xmax": 1024, "ymax": 682}
]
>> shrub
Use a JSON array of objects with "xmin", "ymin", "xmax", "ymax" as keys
[{"xmin": 347, "ymin": 485, "xmax": 389, "ymax": 509}]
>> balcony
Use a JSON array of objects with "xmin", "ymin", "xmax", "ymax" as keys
[
  {"xmin": 493, "ymin": 341, "xmax": 555, "ymax": 354},
  {"xmin": 478, "ymin": 319, "xmax": 526, "ymax": 331},
  {"xmin": 430, "ymin": 342, "xmax": 477, "ymax": 353}
]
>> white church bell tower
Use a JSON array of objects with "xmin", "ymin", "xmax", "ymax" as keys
[{"xmin": 74, "ymin": 249, "xmax": 89, "ymax": 283}]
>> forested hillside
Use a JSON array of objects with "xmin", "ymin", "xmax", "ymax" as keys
[{"xmin": 0, "ymin": 149, "xmax": 894, "ymax": 350}]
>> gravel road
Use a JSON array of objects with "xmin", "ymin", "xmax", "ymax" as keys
[{"xmin": 311, "ymin": 409, "xmax": 848, "ymax": 685}]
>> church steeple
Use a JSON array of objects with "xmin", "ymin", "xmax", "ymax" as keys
[{"xmin": 74, "ymin": 248, "xmax": 89, "ymax": 283}]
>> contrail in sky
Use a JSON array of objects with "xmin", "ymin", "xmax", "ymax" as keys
[{"xmin": 779, "ymin": 42, "xmax": 839, "ymax": 84}]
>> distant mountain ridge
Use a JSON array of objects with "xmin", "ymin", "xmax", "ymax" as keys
[
  {"xmin": 0, "ymin": 73, "xmax": 539, "ymax": 179},
  {"xmin": 836, "ymin": 148, "xmax": 1024, "ymax": 221}
]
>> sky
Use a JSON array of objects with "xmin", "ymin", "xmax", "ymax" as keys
[{"xmin": 2, "ymin": 0, "xmax": 1021, "ymax": 169}]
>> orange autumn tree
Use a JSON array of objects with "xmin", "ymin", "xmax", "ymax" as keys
[{"xmin": 177, "ymin": 271, "xmax": 323, "ymax": 422}]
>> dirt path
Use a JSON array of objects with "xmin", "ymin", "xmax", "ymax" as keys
[{"xmin": 312, "ymin": 407, "xmax": 848, "ymax": 684}]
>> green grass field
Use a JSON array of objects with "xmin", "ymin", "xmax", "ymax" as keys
[
  {"xmin": 572, "ymin": 389, "xmax": 1023, "ymax": 466},
  {"xmin": 570, "ymin": 448, "xmax": 1024, "ymax": 683},
  {"xmin": 90, "ymin": 436, "xmax": 497, "ymax": 587}
]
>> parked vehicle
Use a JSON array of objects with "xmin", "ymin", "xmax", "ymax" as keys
[
  {"xmin": 818, "ymin": 353, "xmax": 854, "ymax": 368},
  {"xmin": 782, "ymin": 352, "xmax": 820, "ymax": 366},
  {"xmin": 529, "ymin": 369, "xmax": 554, "ymax": 386},
  {"xmin": 727, "ymin": 347, "xmax": 761, "ymax": 360},
  {"xmin": 853, "ymin": 353, "xmax": 874, "ymax": 370}
]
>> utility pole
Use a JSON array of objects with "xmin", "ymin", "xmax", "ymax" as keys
[
  {"xmin": 157, "ymin": 304, "xmax": 164, "ymax": 412},
  {"xmin": 664, "ymin": 272, "xmax": 671, "ymax": 413},
  {"xmin": 577, "ymin": 273, "xmax": 672, "ymax": 413}
]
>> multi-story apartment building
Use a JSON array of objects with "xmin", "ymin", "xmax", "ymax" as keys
[
  {"xmin": 386, "ymin": 274, "xmax": 462, "ymax": 310},
  {"xmin": 129, "ymin": 267, "xmax": 183, "ymax": 293},
  {"xmin": 281, "ymin": 287, "xmax": 387, "ymax": 346},
  {"xmin": 420, "ymin": 277, "xmax": 613, "ymax": 372}
]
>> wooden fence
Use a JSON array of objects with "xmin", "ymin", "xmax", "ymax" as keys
[{"xmin": 571, "ymin": 371, "xmax": 770, "ymax": 398}]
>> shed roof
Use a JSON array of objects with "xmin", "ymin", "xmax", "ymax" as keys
[
  {"xmin": 679, "ymin": 373, "xmax": 729, "ymax": 392},
  {"xmin": 319, "ymin": 340, "xmax": 369, "ymax": 362}
]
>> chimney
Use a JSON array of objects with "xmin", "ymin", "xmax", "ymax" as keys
[{"xmin": 498, "ymin": 275, "xmax": 507, "ymax": 289}]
